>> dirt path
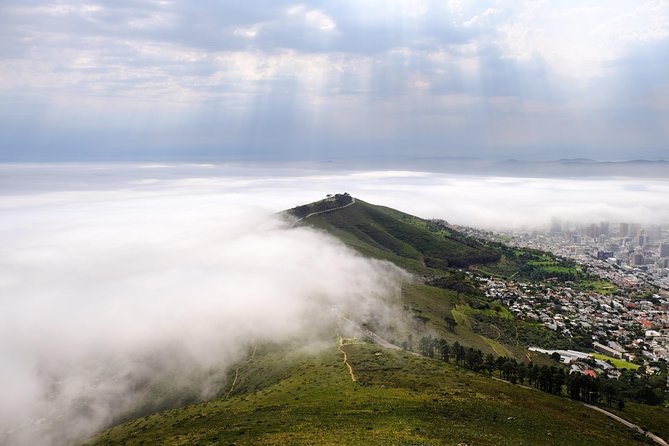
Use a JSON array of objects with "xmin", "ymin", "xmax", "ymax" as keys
[
  {"xmin": 292, "ymin": 197, "xmax": 356, "ymax": 227},
  {"xmin": 338, "ymin": 336, "xmax": 357, "ymax": 382},
  {"xmin": 582, "ymin": 403, "xmax": 668, "ymax": 446},
  {"xmin": 492, "ymin": 376, "xmax": 535, "ymax": 391},
  {"xmin": 226, "ymin": 345, "xmax": 258, "ymax": 399},
  {"xmin": 493, "ymin": 374, "xmax": 668, "ymax": 446}
]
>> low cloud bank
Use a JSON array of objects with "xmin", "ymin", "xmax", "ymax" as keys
[
  {"xmin": 3, "ymin": 163, "xmax": 668, "ymax": 230},
  {"xmin": 1, "ymin": 163, "xmax": 668, "ymax": 445},
  {"xmin": 0, "ymin": 179, "xmax": 406, "ymax": 446}
]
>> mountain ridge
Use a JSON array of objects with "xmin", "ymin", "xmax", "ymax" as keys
[{"xmin": 86, "ymin": 197, "xmax": 669, "ymax": 446}]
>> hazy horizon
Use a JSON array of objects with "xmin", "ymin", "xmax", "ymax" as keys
[{"xmin": 3, "ymin": 163, "xmax": 668, "ymax": 230}]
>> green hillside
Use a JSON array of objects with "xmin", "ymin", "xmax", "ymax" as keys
[
  {"xmin": 86, "ymin": 196, "xmax": 667, "ymax": 445},
  {"xmin": 290, "ymin": 196, "xmax": 613, "ymax": 292},
  {"xmin": 291, "ymin": 197, "xmax": 501, "ymax": 273},
  {"xmin": 291, "ymin": 197, "xmax": 583, "ymax": 355},
  {"xmin": 89, "ymin": 342, "xmax": 654, "ymax": 446}
]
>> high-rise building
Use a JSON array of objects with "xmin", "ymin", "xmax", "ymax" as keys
[
  {"xmin": 585, "ymin": 223, "xmax": 600, "ymax": 239},
  {"xmin": 630, "ymin": 223, "xmax": 641, "ymax": 237},
  {"xmin": 619, "ymin": 223, "xmax": 629, "ymax": 237},
  {"xmin": 638, "ymin": 232, "xmax": 648, "ymax": 247},
  {"xmin": 599, "ymin": 222, "xmax": 609, "ymax": 235},
  {"xmin": 647, "ymin": 225, "xmax": 662, "ymax": 241},
  {"xmin": 660, "ymin": 243, "xmax": 669, "ymax": 258}
]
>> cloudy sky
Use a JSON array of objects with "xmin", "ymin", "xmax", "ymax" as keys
[{"xmin": 1, "ymin": 1, "xmax": 668, "ymax": 161}]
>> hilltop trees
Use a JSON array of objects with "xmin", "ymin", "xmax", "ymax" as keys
[{"xmin": 334, "ymin": 192, "xmax": 352, "ymax": 206}]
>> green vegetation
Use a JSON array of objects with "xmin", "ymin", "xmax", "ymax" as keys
[
  {"xmin": 483, "ymin": 249, "xmax": 586, "ymax": 282},
  {"xmin": 479, "ymin": 246, "xmax": 618, "ymax": 298},
  {"xmin": 469, "ymin": 312, "xmax": 583, "ymax": 350},
  {"xmin": 86, "ymin": 197, "xmax": 668, "ymax": 445},
  {"xmin": 289, "ymin": 193, "xmax": 354, "ymax": 218},
  {"xmin": 89, "ymin": 343, "xmax": 654, "ymax": 446},
  {"xmin": 608, "ymin": 401, "xmax": 669, "ymax": 440},
  {"xmin": 592, "ymin": 353, "xmax": 640, "ymax": 371},
  {"xmin": 295, "ymin": 196, "xmax": 632, "ymax": 360},
  {"xmin": 298, "ymin": 199, "xmax": 501, "ymax": 271},
  {"xmin": 578, "ymin": 279, "xmax": 619, "ymax": 295}
]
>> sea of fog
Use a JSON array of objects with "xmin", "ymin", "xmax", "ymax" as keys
[
  {"xmin": 3, "ymin": 162, "xmax": 669, "ymax": 228},
  {"xmin": 1, "ymin": 163, "xmax": 668, "ymax": 446}
]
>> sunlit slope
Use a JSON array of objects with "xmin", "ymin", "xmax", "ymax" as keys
[
  {"xmin": 292, "ymin": 197, "xmax": 579, "ymax": 357},
  {"xmin": 88, "ymin": 199, "xmax": 660, "ymax": 445},
  {"xmin": 89, "ymin": 343, "xmax": 652, "ymax": 446},
  {"xmin": 291, "ymin": 198, "xmax": 501, "ymax": 274}
]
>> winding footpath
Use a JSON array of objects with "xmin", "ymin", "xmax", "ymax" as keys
[
  {"xmin": 291, "ymin": 197, "xmax": 356, "ymax": 227},
  {"xmin": 338, "ymin": 336, "xmax": 357, "ymax": 382}
]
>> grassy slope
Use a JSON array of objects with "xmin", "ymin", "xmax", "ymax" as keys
[
  {"xmin": 87, "ymin": 198, "xmax": 665, "ymax": 444},
  {"xmin": 300, "ymin": 199, "xmax": 573, "ymax": 361},
  {"xmin": 591, "ymin": 353, "xmax": 640, "ymax": 371},
  {"xmin": 89, "ymin": 342, "xmax": 652, "ymax": 446},
  {"xmin": 608, "ymin": 402, "xmax": 669, "ymax": 440},
  {"xmin": 301, "ymin": 199, "xmax": 500, "ymax": 273}
]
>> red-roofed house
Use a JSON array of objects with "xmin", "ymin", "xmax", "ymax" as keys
[{"xmin": 583, "ymin": 369, "xmax": 597, "ymax": 378}]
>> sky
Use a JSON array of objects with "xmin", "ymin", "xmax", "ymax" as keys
[{"xmin": 1, "ymin": 1, "xmax": 669, "ymax": 162}]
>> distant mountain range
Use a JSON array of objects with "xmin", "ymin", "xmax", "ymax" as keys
[{"xmin": 398, "ymin": 158, "xmax": 669, "ymax": 178}]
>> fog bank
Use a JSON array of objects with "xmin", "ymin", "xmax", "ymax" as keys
[
  {"xmin": 4, "ymin": 163, "xmax": 666, "ymax": 229},
  {"xmin": 2, "ymin": 163, "xmax": 668, "ymax": 445},
  {"xmin": 0, "ymin": 176, "xmax": 406, "ymax": 446}
]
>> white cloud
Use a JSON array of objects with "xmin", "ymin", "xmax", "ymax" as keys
[
  {"xmin": 462, "ymin": 7, "xmax": 499, "ymax": 28},
  {"xmin": 286, "ymin": 6, "xmax": 336, "ymax": 31},
  {"xmin": 490, "ymin": 0, "xmax": 669, "ymax": 80},
  {"xmin": 0, "ymin": 166, "xmax": 408, "ymax": 446},
  {"xmin": 1, "ymin": 164, "xmax": 668, "ymax": 445},
  {"xmin": 305, "ymin": 9, "xmax": 336, "ymax": 31},
  {"xmin": 596, "ymin": 1, "xmax": 669, "ymax": 45},
  {"xmin": 2, "ymin": 1, "xmax": 669, "ymax": 160},
  {"xmin": 233, "ymin": 25, "xmax": 260, "ymax": 38}
]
